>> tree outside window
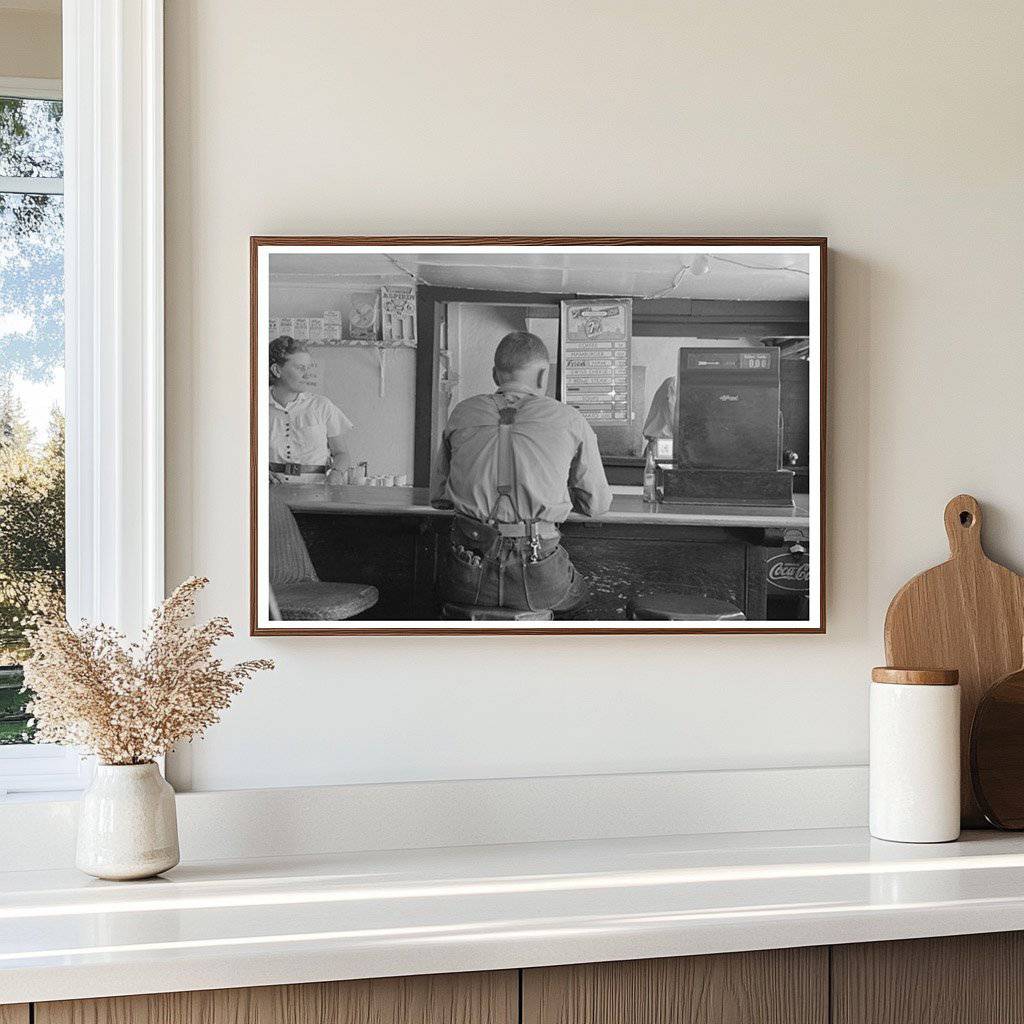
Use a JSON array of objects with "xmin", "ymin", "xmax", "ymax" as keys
[{"xmin": 0, "ymin": 93, "xmax": 65, "ymax": 744}]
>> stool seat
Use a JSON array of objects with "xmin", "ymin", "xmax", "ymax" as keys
[
  {"xmin": 275, "ymin": 581, "xmax": 379, "ymax": 621},
  {"xmin": 627, "ymin": 593, "xmax": 745, "ymax": 621},
  {"xmin": 441, "ymin": 603, "xmax": 553, "ymax": 621},
  {"xmin": 269, "ymin": 489, "xmax": 378, "ymax": 622}
]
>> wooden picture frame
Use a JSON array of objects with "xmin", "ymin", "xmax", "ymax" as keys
[{"xmin": 251, "ymin": 236, "xmax": 827, "ymax": 635}]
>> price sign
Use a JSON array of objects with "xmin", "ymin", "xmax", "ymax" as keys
[{"xmin": 560, "ymin": 298, "xmax": 632, "ymax": 423}]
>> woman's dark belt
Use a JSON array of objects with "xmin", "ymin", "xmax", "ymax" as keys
[{"xmin": 269, "ymin": 462, "xmax": 327, "ymax": 475}]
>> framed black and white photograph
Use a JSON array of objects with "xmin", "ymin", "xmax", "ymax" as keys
[{"xmin": 250, "ymin": 237, "xmax": 826, "ymax": 635}]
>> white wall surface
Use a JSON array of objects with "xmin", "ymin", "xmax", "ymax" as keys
[
  {"xmin": 451, "ymin": 303, "xmax": 530, "ymax": 403},
  {"xmin": 164, "ymin": 1, "xmax": 1024, "ymax": 791}
]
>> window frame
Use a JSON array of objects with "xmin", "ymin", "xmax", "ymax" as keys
[
  {"xmin": 0, "ymin": 75, "xmax": 63, "ymax": 194},
  {"xmin": 0, "ymin": 77, "xmax": 61, "ymax": 101},
  {"xmin": 0, "ymin": 0, "xmax": 165, "ymax": 800}
]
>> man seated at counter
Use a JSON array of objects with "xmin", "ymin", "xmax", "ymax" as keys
[{"xmin": 430, "ymin": 331, "xmax": 612, "ymax": 615}]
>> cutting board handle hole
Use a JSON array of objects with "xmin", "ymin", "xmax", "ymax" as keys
[{"xmin": 944, "ymin": 494, "xmax": 983, "ymax": 558}]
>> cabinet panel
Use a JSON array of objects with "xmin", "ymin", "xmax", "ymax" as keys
[
  {"xmin": 560, "ymin": 526, "xmax": 754, "ymax": 620},
  {"xmin": 0, "ymin": 1007, "xmax": 29, "ymax": 1024},
  {"xmin": 523, "ymin": 949, "xmax": 827, "ymax": 1024},
  {"xmin": 36, "ymin": 970, "xmax": 517, "ymax": 1024},
  {"xmin": 297, "ymin": 511, "xmax": 428, "ymax": 620},
  {"xmin": 833, "ymin": 932, "xmax": 1024, "ymax": 1024}
]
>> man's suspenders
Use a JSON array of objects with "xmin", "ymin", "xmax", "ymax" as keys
[
  {"xmin": 495, "ymin": 404, "xmax": 517, "ymax": 513},
  {"xmin": 490, "ymin": 395, "xmax": 542, "ymax": 562}
]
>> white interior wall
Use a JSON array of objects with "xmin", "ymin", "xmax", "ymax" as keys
[
  {"xmin": 165, "ymin": 1, "xmax": 1024, "ymax": 792},
  {"xmin": 632, "ymin": 339, "xmax": 685, "ymax": 405},
  {"xmin": 452, "ymin": 304, "xmax": 529, "ymax": 404}
]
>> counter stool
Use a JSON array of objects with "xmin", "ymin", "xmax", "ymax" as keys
[
  {"xmin": 269, "ymin": 490, "xmax": 379, "ymax": 621},
  {"xmin": 441, "ymin": 603, "xmax": 553, "ymax": 621},
  {"xmin": 627, "ymin": 593, "xmax": 745, "ymax": 621}
]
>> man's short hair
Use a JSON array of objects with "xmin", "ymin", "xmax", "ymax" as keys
[{"xmin": 494, "ymin": 332, "xmax": 549, "ymax": 377}]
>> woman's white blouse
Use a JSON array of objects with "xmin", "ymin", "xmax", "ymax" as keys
[{"xmin": 269, "ymin": 391, "xmax": 353, "ymax": 466}]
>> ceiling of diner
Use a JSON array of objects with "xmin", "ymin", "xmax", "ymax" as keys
[{"xmin": 268, "ymin": 251, "xmax": 811, "ymax": 302}]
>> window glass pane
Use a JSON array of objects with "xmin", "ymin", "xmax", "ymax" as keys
[
  {"xmin": 0, "ymin": 97, "xmax": 63, "ymax": 179},
  {"xmin": 0, "ymin": 665, "xmax": 30, "ymax": 743},
  {"xmin": 0, "ymin": 188, "xmax": 65, "ymax": 745}
]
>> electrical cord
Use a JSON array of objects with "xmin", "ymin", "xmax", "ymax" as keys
[
  {"xmin": 384, "ymin": 253, "xmax": 433, "ymax": 287},
  {"xmin": 711, "ymin": 255, "xmax": 810, "ymax": 275}
]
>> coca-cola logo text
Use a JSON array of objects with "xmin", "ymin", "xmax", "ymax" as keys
[{"xmin": 767, "ymin": 553, "xmax": 810, "ymax": 592}]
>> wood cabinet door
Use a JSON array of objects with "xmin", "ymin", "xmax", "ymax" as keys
[
  {"xmin": 833, "ymin": 932, "xmax": 1024, "ymax": 1024},
  {"xmin": 0, "ymin": 1007, "xmax": 29, "ymax": 1024},
  {"xmin": 523, "ymin": 949, "xmax": 828, "ymax": 1024},
  {"xmin": 36, "ymin": 971, "xmax": 517, "ymax": 1024},
  {"xmin": 559, "ymin": 523, "xmax": 754, "ymax": 619}
]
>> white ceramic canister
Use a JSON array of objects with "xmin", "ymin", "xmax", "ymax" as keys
[
  {"xmin": 76, "ymin": 762, "xmax": 180, "ymax": 880},
  {"xmin": 870, "ymin": 667, "xmax": 960, "ymax": 843}
]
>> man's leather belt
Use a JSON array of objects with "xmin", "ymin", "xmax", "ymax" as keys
[
  {"xmin": 270, "ymin": 462, "xmax": 327, "ymax": 475},
  {"xmin": 494, "ymin": 520, "xmax": 561, "ymax": 539}
]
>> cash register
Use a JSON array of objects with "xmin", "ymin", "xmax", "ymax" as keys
[{"xmin": 660, "ymin": 346, "xmax": 795, "ymax": 507}]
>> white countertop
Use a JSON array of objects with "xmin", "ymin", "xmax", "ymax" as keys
[
  {"xmin": 282, "ymin": 484, "xmax": 812, "ymax": 529},
  {"xmin": 4, "ymin": 826, "xmax": 1024, "ymax": 1004}
]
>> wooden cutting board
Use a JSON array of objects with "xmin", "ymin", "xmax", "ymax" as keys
[{"xmin": 884, "ymin": 494, "xmax": 1024, "ymax": 826}]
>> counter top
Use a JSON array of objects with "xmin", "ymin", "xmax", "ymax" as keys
[
  {"xmin": 282, "ymin": 485, "xmax": 811, "ymax": 529},
  {"xmin": 5, "ymin": 826, "xmax": 1024, "ymax": 1004}
]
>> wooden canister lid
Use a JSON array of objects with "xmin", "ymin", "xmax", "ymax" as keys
[{"xmin": 871, "ymin": 667, "xmax": 960, "ymax": 686}]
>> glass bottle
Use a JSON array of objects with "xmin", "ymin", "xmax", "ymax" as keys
[{"xmin": 643, "ymin": 440, "xmax": 658, "ymax": 504}]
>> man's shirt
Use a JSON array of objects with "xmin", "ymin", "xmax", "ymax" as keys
[
  {"xmin": 430, "ymin": 386, "xmax": 613, "ymax": 524},
  {"xmin": 269, "ymin": 390, "xmax": 352, "ymax": 467}
]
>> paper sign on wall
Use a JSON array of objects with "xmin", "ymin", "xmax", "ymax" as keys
[{"xmin": 559, "ymin": 298, "xmax": 632, "ymax": 423}]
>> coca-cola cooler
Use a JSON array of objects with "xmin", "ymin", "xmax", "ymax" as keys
[{"xmin": 764, "ymin": 530, "xmax": 811, "ymax": 619}]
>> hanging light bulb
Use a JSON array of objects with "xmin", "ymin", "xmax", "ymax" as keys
[
  {"xmin": 647, "ymin": 255, "xmax": 712, "ymax": 299},
  {"xmin": 689, "ymin": 253, "xmax": 712, "ymax": 276}
]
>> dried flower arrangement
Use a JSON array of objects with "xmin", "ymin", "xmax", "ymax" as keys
[{"xmin": 22, "ymin": 577, "xmax": 273, "ymax": 765}]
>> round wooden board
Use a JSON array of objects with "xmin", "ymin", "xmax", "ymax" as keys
[{"xmin": 971, "ymin": 665, "xmax": 1024, "ymax": 829}]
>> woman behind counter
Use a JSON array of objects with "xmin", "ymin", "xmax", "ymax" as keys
[{"xmin": 268, "ymin": 335, "xmax": 353, "ymax": 484}]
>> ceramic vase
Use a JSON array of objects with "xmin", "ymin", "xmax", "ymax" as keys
[{"xmin": 76, "ymin": 762, "xmax": 180, "ymax": 880}]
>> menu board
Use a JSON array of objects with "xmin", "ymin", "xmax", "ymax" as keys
[{"xmin": 559, "ymin": 298, "xmax": 632, "ymax": 423}]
